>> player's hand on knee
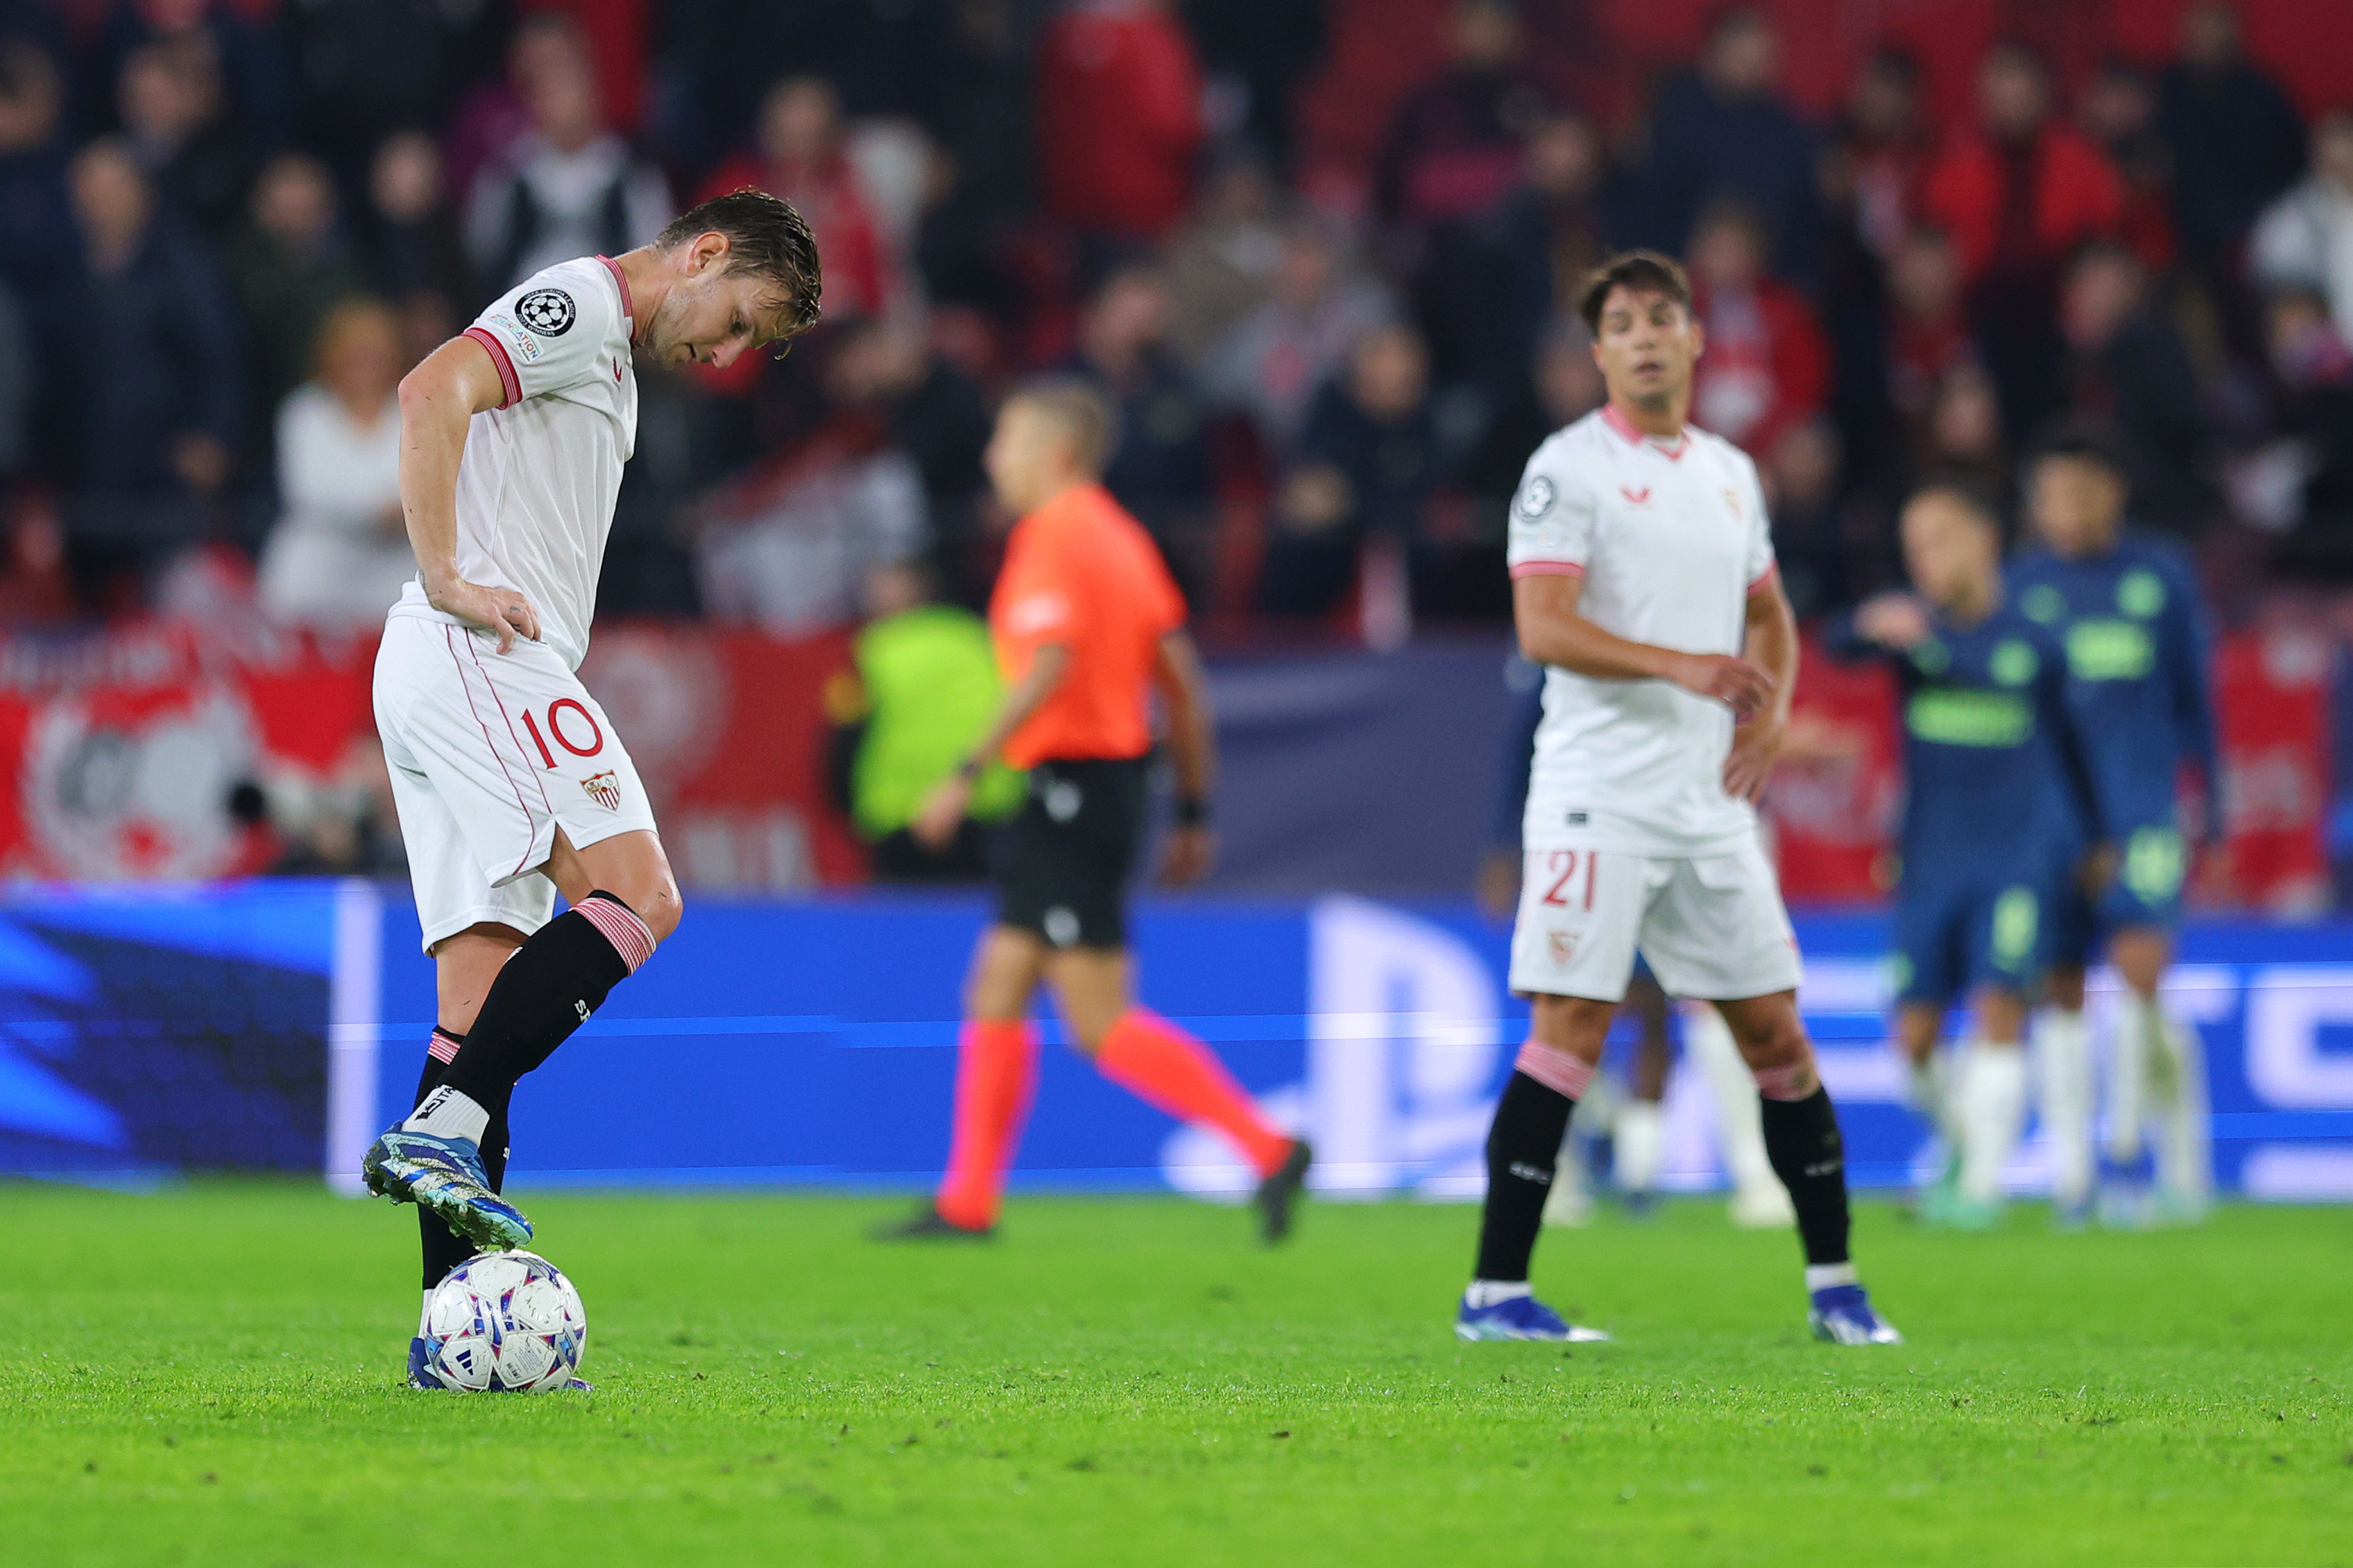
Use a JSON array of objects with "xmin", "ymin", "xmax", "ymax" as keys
[
  {"xmin": 1670, "ymin": 652, "xmax": 1774, "ymax": 717},
  {"xmin": 431, "ymin": 577, "xmax": 542, "ymax": 653}
]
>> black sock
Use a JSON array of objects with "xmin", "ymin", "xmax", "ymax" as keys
[
  {"xmin": 1473, "ymin": 1070, "xmax": 1577, "ymax": 1282},
  {"xmin": 438, "ymin": 890, "xmax": 649, "ymax": 1107},
  {"xmin": 1761, "ymin": 1086, "xmax": 1851, "ymax": 1268},
  {"xmin": 414, "ymin": 1031, "xmax": 514, "ymax": 1289}
]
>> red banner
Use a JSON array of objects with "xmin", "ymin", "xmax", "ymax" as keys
[
  {"xmin": 1765, "ymin": 635, "xmax": 1902, "ymax": 904},
  {"xmin": 0, "ymin": 620, "xmax": 865, "ymax": 888},
  {"xmin": 2207, "ymin": 628, "xmax": 2331, "ymax": 915},
  {"xmin": 574, "ymin": 623, "xmax": 864, "ymax": 889}
]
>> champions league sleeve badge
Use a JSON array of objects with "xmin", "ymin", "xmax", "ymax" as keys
[
  {"xmin": 1514, "ymin": 475, "xmax": 1557, "ymax": 522},
  {"xmin": 516, "ymin": 288, "xmax": 578, "ymax": 337}
]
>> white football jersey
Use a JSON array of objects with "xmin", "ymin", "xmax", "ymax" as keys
[
  {"xmin": 387, "ymin": 255, "xmax": 638, "ymax": 671},
  {"xmin": 1507, "ymin": 404, "xmax": 1777, "ymax": 857}
]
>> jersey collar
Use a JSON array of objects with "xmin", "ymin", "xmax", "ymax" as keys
[
  {"xmin": 1602, "ymin": 402, "xmax": 1690, "ymax": 461},
  {"xmin": 595, "ymin": 254, "xmax": 634, "ymax": 323}
]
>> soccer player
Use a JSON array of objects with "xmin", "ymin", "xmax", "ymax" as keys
[
  {"xmin": 2010, "ymin": 424, "xmax": 2218, "ymax": 1225},
  {"xmin": 1458, "ymin": 250, "xmax": 1899, "ymax": 1346},
  {"xmin": 874, "ymin": 380, "xmax": 1312, "ymax": 1243},
  {"xmin": 358, "ymin": 190, "xmax": 821, "ymax": 1385},
  {"xmin": 1831, "ymin": 485, "xmax": 2095, "ymax": 1228}
]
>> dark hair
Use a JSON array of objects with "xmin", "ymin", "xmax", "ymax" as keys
[
  {"xmin": 1577, "ymin": 250, "xmax": 1693, "ymax": 331},
  {"xmin": 658, "ymin": 187, "xmax": 823, "ymax": 341},
  {"xmin": 1006, "ymin": 375, "xmax": 1120, "ymax": 476},
  {"xmin": 1907, "ymin": 475, "xmax": 2003, "ymax": 528},
  {"xmin": 2028, "ymin": 415, "xmax": 2128, "ymax": 479}
]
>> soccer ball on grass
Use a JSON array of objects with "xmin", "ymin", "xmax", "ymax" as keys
[{"xmin": 419, "ymin": 1250, "xmax": 588, "ymax": 1393}]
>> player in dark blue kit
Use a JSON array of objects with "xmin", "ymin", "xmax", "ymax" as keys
[
  {"xmin": 2009, "ymin": 425, "xmax": 2218, "ymax": 1226},
  {"xmin": 1833, "ymin": 485, "xmax": 2096, "ymax": 1228}
]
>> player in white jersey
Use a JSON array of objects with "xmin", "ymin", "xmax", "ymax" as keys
[
  {"xmin": 358, "ymin": 190, "xmax": 822, "ymax": 1388},
  {"xmin": 1453, "ymin": 251, "xmax": 1900, "ymax": 1347}
]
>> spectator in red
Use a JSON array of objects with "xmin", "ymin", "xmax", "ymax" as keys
[
  {"xmin": 1034, "ymin": 0, "xmax": 1203, "ymax": 243},
  {"xmin": 1374, "ymin": 0, "xmax": 1555, "ymax": 232},
  {"xmin": 701, "ymin": 76, "xmax": 897, "ymax": 322},
  {"xmin": 1920, "ymin": 44, "xmax": 2121, "ymax": 444},
  {"xmin": 1686, "ymin": 200, "xmax": 1829, "ymax": 459}
]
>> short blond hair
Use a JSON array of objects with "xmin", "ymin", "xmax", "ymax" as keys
[{"xmin": 1005, "ymin": 376, "xmax": 1118, "ymax": 477}]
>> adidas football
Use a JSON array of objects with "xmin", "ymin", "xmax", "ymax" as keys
[{"xmin": 419, "ymin": 1250, "xmax": 588, "ymax": 1393}]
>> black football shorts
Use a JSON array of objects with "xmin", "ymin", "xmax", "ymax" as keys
[{"xmin": 992, "ymin": 756, "xmax": 1149, "ymax": 950}]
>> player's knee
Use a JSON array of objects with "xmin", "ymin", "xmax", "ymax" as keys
[
  {"xmin": 1733, "ymin": 1014, "xmax": 1816, "ymax": 1095},
  {"xmin": 645, "ymin": 882, "xmax": 682, "ymax": 946}
]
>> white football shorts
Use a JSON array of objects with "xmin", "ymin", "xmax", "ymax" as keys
[
  {"xmin": 375, "ymin": 614, "xmax": 657, "ymax": 951},
  {"xmin": 1507, "ymin": 834, "xmax": 1803, "ymax": 1003}
]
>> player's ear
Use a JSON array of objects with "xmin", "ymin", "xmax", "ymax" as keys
[{"xmin": 1686, "ymin": 313, "xmax": 1705, "ymax": 362}]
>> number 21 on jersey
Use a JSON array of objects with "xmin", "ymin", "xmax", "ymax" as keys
[{"xmin": 1538, "ymin": 849, "xmax": 1597, "ymax": 911}]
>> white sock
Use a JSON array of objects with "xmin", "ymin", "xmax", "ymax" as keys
[
  {"xmin": 1613, "ymin": 1099, "xmax": 1666, "ymax": 1194},
  {"xmin": 2035, "ymin": 1008, "xmax": 2094, "ymax": 1208},
  {"xmin": 2140, "ymin": 998, "xmax": 2213, "ymax": 1210},
  {"xmin": 1958, "ymin": 1042, "xmax": 2027, "ymax": 1205},
  {"xmin": 403, "ymin": 1085, "xmax": 490, "ymax": 1146},
  {"xmin": 1804, "ymin": 1262, "xmax": 1858, "ymax": 1292},
  {"xmin": 1687, "ymin": 1006, "xmax": 1779, "ymax": 1196},
  {"xmin": 1906, "ymin": 1054, "xmax": 1955, "ymax": 1144},
  {"xmin": 417, "ymin": 1289, "xmax": 434, "ymax": 1338},
  {"xmin": 2107, "ymin": 999, "xmax": 2150, "ymax": 1164},
  {"xmin": 1465, "ymin": 1279, "xmax": 1533, "ymax": 1309}
]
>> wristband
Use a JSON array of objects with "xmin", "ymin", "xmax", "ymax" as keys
[{"xmin": 1174, "ymin": 795, "xmax": 1210, "ymax": 828}]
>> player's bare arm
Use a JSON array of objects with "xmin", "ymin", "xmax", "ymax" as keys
[
  {"xmin": 1512, "ymin": 571, "xmax": 1773, "ymax": 715},
  {"xmin": 397, "ymin": 334, "xmax": 541, "ymax": 653},
  {"xmin": 911, "ymin": 641, "xmax": 1073, "ymax": 847},
  {"xmin": 1152, "ymin": 629, "xmax": 1217, "ymax": 887},
  {"xmin": 1724, "ymin": 573, "xmax": 1799, "ymax": 803}
]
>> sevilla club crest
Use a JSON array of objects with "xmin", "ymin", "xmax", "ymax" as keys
[{"xmin": 581, "ymin": 770, "xmax": 622, "ymax": 811}]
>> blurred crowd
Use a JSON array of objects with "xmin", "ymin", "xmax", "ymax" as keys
[{"xmin": 0, "ymin": 0, "xmax": 2347, "ymax": 641}]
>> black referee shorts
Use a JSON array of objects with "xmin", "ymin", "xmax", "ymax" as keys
[{"xmin": 993, "ymin": 755, "xmax": 1150, "ymax": 950}]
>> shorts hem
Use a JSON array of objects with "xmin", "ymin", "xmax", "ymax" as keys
[
  {"xmin": 554, "ymin": 810, "xmax": 660, "ymax": 856},
  {"xmin": 418, "ymin": 903, "xmax": 553, "ymax": 954}
]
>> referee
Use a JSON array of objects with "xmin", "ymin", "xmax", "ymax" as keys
[{"xmin": 875, "ymin": 379, "xmax": 1312, "ymax": 1243}]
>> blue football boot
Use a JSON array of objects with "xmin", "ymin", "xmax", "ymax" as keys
[
  {"xmin": 1454, "ymin": 1291, "xmax": 1612, "ymax": 1343},
  {"xmin": 406, "ymin": 1336, "xmax": 440, "ymax": 1390},
  {"xmin": 1808, "ymin": 1283, "xmax": 1902, "ymax": 1345},
  {"xmin": 361, "ymin": 1128, "xmax": 532, "ymax": 1252}
]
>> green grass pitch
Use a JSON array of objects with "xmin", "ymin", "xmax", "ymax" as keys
[{"xmin": 3, "ymin": 1182, "xmax": 2348, "ymax": 1567}]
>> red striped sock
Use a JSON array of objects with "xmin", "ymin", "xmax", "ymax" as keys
[
  {"xmin": 1095, "ymin": 1008, "xmax": 1291, "ymax": 1179},
  {"xmin": 935, "ymin": 1019, "xmax": 1039, "ymax": 1231}
]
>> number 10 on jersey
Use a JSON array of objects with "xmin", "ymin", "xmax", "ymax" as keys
[{"xmin": 521, "ymin": 698, "xmax": 605, "ymax": 769}]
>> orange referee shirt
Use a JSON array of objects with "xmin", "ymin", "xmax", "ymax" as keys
[{"xmin": 990, "ymin": 482, "xmax": 1186, "ymax": 769}]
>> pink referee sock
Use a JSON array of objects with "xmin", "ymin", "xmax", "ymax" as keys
[
  {"xmin": 1095, "ymin": 1008, "xmax": 1292, "ymax": 1178},
  {"xmin": 935, "ymin": 1019, "xmax": 1039, "ymax": 1231}
]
